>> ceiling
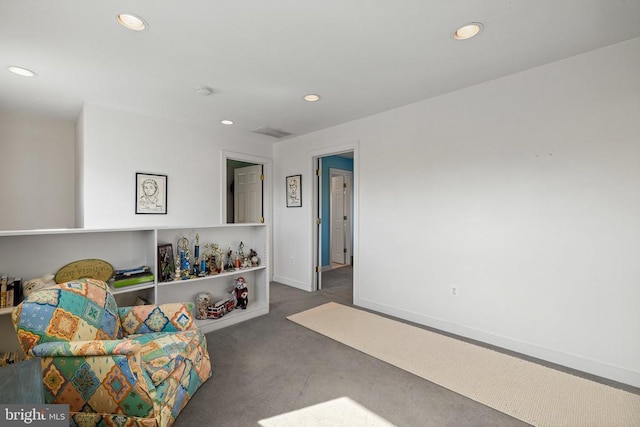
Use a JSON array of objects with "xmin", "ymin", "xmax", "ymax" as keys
[{"xmin": 1, "ymin": 0, "xmax": 639, "ymax": 142}]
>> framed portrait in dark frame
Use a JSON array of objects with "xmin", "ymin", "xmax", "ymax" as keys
[
  {"xmin": 286, "ymin": 174, "xmax": 301, "ymax": 207},
  {"xmin": 136, "ymin": 172, "xmax": 167, "ymax": 214}
]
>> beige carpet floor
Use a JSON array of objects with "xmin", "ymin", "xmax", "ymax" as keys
[{"xmin": 288, "ymin": 302, "xmax": 640, "ymax": 427}]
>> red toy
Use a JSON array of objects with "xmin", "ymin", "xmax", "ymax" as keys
[{"xmin": 235, "ymin": 277, "xmax": 248, "ymax": 309}]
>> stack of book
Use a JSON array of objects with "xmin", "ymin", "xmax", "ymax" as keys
[
  {"xmin": 0, "ymin": 275, "xmax": 23, "ymax": 309},
  {"xmin": 111, "ymin": 266, "xmax": 154, "ymax": 288}
]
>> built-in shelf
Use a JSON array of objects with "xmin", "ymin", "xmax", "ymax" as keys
[
  {"xmin": 109, "ymin": 281, "xmax": 155, "ymax": 295},
  {"xmin": 0, "ymin": 223, "xmax": 269, "ymax": 350}
]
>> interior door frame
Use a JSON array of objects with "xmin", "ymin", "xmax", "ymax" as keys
[
  {"xmin": 310, "ymin": 142, "xmax": 359, "ymax": 297},
  {"xmin": 222, "ymin": 151, "xmax": 273, "ymax": 280},
  {"xmin": 221, "ymin": 151, "xmax": 271, "ymax": 225}
]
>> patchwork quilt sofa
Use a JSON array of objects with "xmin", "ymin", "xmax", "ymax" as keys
[{"xmin": 12, "ymin": 278, "xmax": 211, "ymax": 427}]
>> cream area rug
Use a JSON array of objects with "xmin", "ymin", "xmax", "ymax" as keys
[{"xmin": 287, "ymin": 302, "xmax": 640, "ymax": 427}]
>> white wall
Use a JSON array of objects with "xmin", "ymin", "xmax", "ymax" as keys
[
  {"xmin": 0, "ymin": 110, "xmax": 75, "ymax": 230},
  {"xmin": 79, "ymin": 104, "xmax": 273, "ymax": 228},
  {"xmin": 272, "ymin": 37, "xmax": 640, "ymax": 387}
]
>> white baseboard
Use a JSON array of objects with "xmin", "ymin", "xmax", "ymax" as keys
[
  {"xmin": 355, "ymin": 297, "xmax": 640, "ymax": 388},
  {"xmin": 273, "ymin": 275, "xmax": 312, "ymax": 292}
]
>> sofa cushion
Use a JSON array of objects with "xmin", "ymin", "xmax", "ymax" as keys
[
  {"xmin": 129, "ymin": 329, "xmax": 205, "ymax": 386},
  {"xmin": 13, "ymin": 279, "xmax": 122, "ymax": 355}
]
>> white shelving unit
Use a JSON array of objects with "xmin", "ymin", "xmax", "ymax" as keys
[
  {"xmin": 155, "ymin": 224, "xmax": 269, "ymax": 334},
  {"xmin": 0, "ymin": 223, "xmax": 269, "ymax": 350}
]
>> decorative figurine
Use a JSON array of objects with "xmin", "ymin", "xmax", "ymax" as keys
[
  {"xmin": 194, "ymin": 234, "xmax": 200, "ymax": 275},
  {"xmin": 226, "ymin": 247, "xmax": 234, "ymax": 271},
  {"xmin": 234, "ymin": 277, "xmax": 248, "ymax": 309},
  {"xmin": 178, "ymin": 236, "xmax": 190, "ymax": 278},
  {"xmin": 250, "ymin": 249, "xmax": 259, "ymax": 266},
  {"xmin": 195, "ymin": 292, "xmax": 211, "ymax": 320},
  {"xmin": 214, "ymin": 244, "xmax": 225, "ymax": 273}
]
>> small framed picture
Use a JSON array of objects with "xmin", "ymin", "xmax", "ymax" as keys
[
  {"xmin": 157, "ymin": 244, "xmax": 175, "ymax": 282},
  {"xmin": 136, "ymin": 173, "xmax": 167, "ymax": 214},
  {"xmin": 286, "ymin": 174, "xmax": 302, "ymax": 207}
]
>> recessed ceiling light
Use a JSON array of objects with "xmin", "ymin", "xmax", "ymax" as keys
[
  {"xmin": 221, "ymin": 120, "xmax": 234, "ymax": 125},
  {"xmin": 117, "ymin": 13, "xmax": 148, "ymax": 31},
  {"xmin": 195, "ymin": 86, "xmax": 214, "ymax": 96},
  {"xmin": 7, "ymin": 66, "xmax": 37, "ymax": 77},
  {"xmin": 304, "ymin": 94, "xmax": 321, "ymax": 102},
  {"xmin": 453, "ymin": 22, "xmax": 483, "ymax": 40}
]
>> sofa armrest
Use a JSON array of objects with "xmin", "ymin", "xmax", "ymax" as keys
[
  {"xmin": 32, "ymin": 341, "xmax": 156, "ymax": 416},
  {"xmin": 118, "ymin": 302, "xmax": 196, "ymax": 335},
  {"xmin": 30, "ymin": 339, "xmax": 140, "ymax": 358}
]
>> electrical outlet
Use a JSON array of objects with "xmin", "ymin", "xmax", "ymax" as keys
[
  {"xmin": 290, "ymin": 257, "xmax": 295, "ymax": 265},
  {"xmin": 451, "ymin": 285, "xmax": 459, "ymax": 297}
]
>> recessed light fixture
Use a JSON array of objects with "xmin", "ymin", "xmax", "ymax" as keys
[
  {"xmin": 304, "ymin": 94, "xmax": 321, "ymax": 102},
  {"xmin": 221, "ymin": 120, "xmax": 234, "ymax": 125},
  {"xmin": 453, "ymin": 22, "xmax": 483, "ymax": 40},
  {"xmin": 7, "ymin": 66, "xmax": 37, "ymax": 77},
  {"xmin": 195, "ymin": 86, "xmax": 214, "ymax": 96},
  {"xmin": 117, "ymin": 13, "xmax": 148, "ymax": 31}
]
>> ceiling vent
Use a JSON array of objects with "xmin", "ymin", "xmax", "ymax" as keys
[{"xmin": 252, "ymin": 125, "xmax": 294, "ymax": 139}]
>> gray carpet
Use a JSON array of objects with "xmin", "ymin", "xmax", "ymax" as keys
[
  {"xmin": 175, "ymin": 276, "xmax": 530, "ymax": 426},
  {"xmin": 174, "ymin": 270, "xmax": 638, "ymax": 426},
  {"xmin": 289, "ymin": 302, "xmax": 640, "ymax": 427}
]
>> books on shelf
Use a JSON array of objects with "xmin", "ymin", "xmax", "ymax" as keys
[
  {"xmin": 111, "ymin": 266, "xmax": 154, "ymax": 288},
  {"xmin": 0, "ymin": 275, "xmax": 22, "ymax": 308}
]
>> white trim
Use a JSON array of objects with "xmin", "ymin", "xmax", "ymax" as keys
[
  {"xmin": 221, "ymin": 150, "xmax": 273, "ymax": 281},
  {"xmin": 273, "ymin": 275, "xmax": 311, "ymax": 291},
  {"xmin": 357, "ymin": 297, "xmax": 640, "ymax": 388},
  {"xmin": 309, "ymin": 141, "xmax": 360, "ymax": 301}
]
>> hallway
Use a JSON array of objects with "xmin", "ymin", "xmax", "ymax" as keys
[{"xmin": 320, "ymin": 265, "xmax": 353, "ymax": 303}]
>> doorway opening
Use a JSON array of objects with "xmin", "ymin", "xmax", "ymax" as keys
[
  {"xmin": 226, "ymin": 159, "xmax": 263, "ymax": 223},
  {"xmin": 222, "ymin": 152, "xmax": 271, "ymax": 225},
  {"xmin": 313, "ymin": 150, "xmax": 356, "ymax": 301}
]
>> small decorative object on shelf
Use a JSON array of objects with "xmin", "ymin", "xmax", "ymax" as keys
[
  {"xmin": 195, "ymin": 292, "xmax": 211, "ymax": 320},
  {"xmin": 194, "ymin": 234, "xmax": 201, "ymax": 276},
  {"xmin": 214, "ymin": 244, "xmax": 225, "ymax": 273},
  {"xmin": 158, "ymin": 244, "xmax": 175, "ymax": 282},
  {"xmin": 23, "ymin": 274, "xmax": 56, "ymax": 297},
  {"xmin": 177, "ymin": 236, "xmax": 191, "ymax": 279},
  {"xmin": 226, "ymin": 247, "xmax": 234, "ymax": 271},
  {"xmin": 235, "ymin": 277, "xmax": 248, "ymax": 309},
  {"xmin": 54, "ymin": 258, "xmax": 114, "ymax": 284},
  {"xmin": 207, "ymin": 298, "xmax": 235, "ymax": 319},
  {"xmin": 250, "ymin": 249, "xmax": 259, "ymax": 267}
]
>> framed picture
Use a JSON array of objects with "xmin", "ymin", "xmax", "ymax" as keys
[
  {"xmin": 157, "ymin": 244, "xmax": 175, "ymax": 282},
  {"xmin": 136, "ymin": 173, "xmax": 167, "ymax": 214},
  {"xmin": 286, "ymin": 174, "xmax": 302, "ymax": 207}
]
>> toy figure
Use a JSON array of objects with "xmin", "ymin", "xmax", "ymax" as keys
[
  {"xmin": 234, "ymin": 277, "xmax": 248, "ymax": 309},
  {"xmin": 249, "ymin": 249, "xmax": 259, "ymax": 266},
  {"xmin": 226, "ymin": 247, "xmax": 234, "ymax": 271}
]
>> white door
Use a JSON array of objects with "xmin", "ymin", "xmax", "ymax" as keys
[
  {"xmin": 330, "ymin": 169, "xmax": 352, "ymax": 266},
  {"xmin": 234, "ymin": 164, "xmax": 263, "ymax": 223},
  {"xmin": 331, "ymin": 176, "xmax": 346, "ymax": 264}
]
